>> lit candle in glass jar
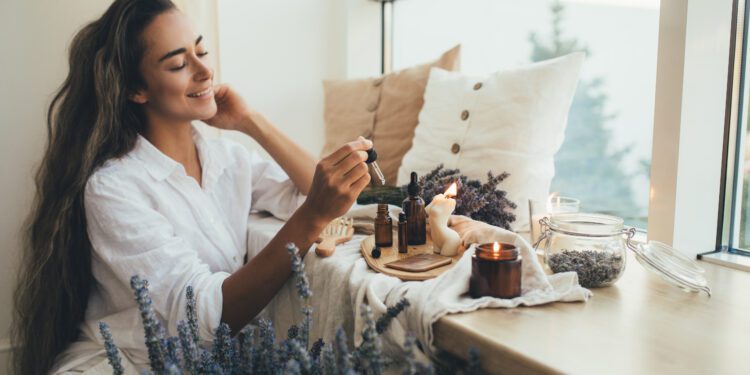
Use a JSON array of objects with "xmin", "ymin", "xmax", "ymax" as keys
[{"xmin": 469, "ymin": 242, "xmax": 522, "ymax": 299}]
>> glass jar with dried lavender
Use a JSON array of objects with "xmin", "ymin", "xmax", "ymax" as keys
[{"xmin": 535, "ymin": 213, "xmax": 630, "ymax": 288}]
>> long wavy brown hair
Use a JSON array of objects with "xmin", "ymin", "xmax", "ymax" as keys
[{"xmin": 11, "ymin": 1, "xmax": 176, "ymax": 373}]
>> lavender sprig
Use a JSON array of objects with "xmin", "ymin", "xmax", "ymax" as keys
[
  {"xmin": 212, "ymin": 323, "xmax": 236, "ymax": 374},
  {"xmin": 258, "ymin": 319, "xmax": 279, "ymax": 372},
  {"xmin": 164, "ymin": 337, "xmax": 180, "ymax": 370},
  {"xmin": 321, "ymin": 343, "xmax": 336, "ymax": 375},
  {"xmin": 375, "ymin": 298, "xmax": 410, "ymax": 334},
  {"xmin": 284, "ymin": 359, "xmax": 302, "ymax": 375},
  {"xmin": 185, "ymin": 286, "xmax": 199, "ymax": 344},
  {"xmin": 301, "ymin": 306, "xmax": 313, "ymax": 349},
  {"xmin": 402, "ymin": 334, "xmax": 417, "ymax": 375},
  {"xmin": 354, "ymin": 305, "xmax": 384, "ymax": 374},
  {"xmin": 130, "ymin": 275, "xmax": 167, "ymax": 373},
  {"xmin": 177, "ymin": 321, "xmax": 199, "ymax": 374},
  {"xmin": 287, "ymin": 243, "xmax": 312, "ymax": 300},
  {"xmin": 98, "ymin": 322, "xmax": 125, "ymax": 375},
  {"xmin": 287, "ymin": 338, "xmax": 313, "ymax": 372},
  {"xmin": 197, "ymin": 350, "xmax": 220, "ymax": 374},
  {"xmin": 287, "ymin": 324, "xmax": 300, "ymax": 340},
  {"xmin": 239, "ymin": 325, "xmax": 257, "ymax": 374},
  {"xmin": 334, "ymin": 327, "xmax": 352, "ymax": 374},
  {"xmin": 310, "ymin": 338, "xmax": 325, "ymax": 360}
]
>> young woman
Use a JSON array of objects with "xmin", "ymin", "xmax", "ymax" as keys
[{"xmin": 11, "ymin": 0, "xmax": 371, "ymax": 373}]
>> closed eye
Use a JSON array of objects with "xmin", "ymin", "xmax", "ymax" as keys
[{"xmin": 169, "ymin": 62, "xmax": 187, "ymax": 71}]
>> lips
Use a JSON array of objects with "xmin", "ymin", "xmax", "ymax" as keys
[{"xmin": 187, "ymin": 87, "xmax": 213, "ymax": 98}]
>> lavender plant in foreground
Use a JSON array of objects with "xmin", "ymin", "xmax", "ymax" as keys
[{"xmin": 99, "ymin": 243, "xmax": 477, "ymax": 374}]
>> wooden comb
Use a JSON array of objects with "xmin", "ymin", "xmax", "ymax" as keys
[{"xmin": 315, "ymin": 217, "xmax": 354, "ymax": 257}]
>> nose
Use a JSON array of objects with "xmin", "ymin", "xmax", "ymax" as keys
[{"xmin": 193, "ymin": 57, "xmax": 213, "ymax": 82}]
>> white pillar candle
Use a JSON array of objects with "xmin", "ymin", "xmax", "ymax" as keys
[{"xmin": 426, "ymin": 183, "xmax": 461, "ymax": 256}]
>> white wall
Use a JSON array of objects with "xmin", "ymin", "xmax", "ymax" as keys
[
  {"xmin": 0, "ymin": 0, "xmax": 363, "ymax": 372},
  {"xmin": 0, "ymin": 1, "xmax": 112, "ymax": 372},
  {"xmin": 216, "ymin": 0, "xmax": 356, "ymax": 157}
]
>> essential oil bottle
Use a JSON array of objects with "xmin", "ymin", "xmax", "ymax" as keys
[
  {"xmin": 402, "ymin": 172, "xmax": 426, "ymax": 245},
  {"xmin": 398, "ymin": 212, "xmax": 408, "ymax": 253},
  {"xmin": 374, "ymin": 203, "xmax": 393, "ymax": 247}
]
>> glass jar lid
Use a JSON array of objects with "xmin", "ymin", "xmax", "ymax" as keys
[
  {"xmin": 632, "ymin": 240, "xmax": 711, "ymax": 296},
  {"xmin": 549, "ymin": 212, "xmax": 624, "ymax": 237}
]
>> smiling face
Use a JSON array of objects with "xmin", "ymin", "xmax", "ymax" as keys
[{"xmin": 131, "ymin": 10, "xmax": 216, "ymax": 126}]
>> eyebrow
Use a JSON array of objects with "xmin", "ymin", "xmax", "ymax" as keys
[{"xmin": 158, "ymin": 35, "xmax": 203, "ymax": 62}]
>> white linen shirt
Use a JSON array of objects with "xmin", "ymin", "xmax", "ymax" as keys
[{"xmin": 52, "ymin": 126, "xmax": 305, "ymax": 373}]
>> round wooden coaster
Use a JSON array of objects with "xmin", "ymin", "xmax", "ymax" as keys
[{"xmin": 360, "ymin": 233, "xmax": 463, "ymax": 281}]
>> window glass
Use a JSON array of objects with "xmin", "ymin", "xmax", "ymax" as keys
[{"xmin": 393, "ymin": 0, "xmax": 660, "ymax": 228}]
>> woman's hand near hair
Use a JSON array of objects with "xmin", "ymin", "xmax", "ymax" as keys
[
  {"xmin": 203, "ymin": 84, "xmax": 251, "ymax": 132},
  {"xmin": 204, "ymin": 84, "xmax": 316, "ymax": 195}
]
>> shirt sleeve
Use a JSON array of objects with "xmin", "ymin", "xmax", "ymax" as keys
[
  {"xmin": 84, "ymin": 173, "xmax": 229, "ymax": 341},
  {"xmin": 247, "ymin": 150, "xmax": 307, "ymax": 221}
]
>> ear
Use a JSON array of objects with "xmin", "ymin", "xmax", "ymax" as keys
[{"xmin": 129, "ymin": 90, "xmax": 148, "ymax": 104}]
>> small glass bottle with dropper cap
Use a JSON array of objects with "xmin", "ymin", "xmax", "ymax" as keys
[
  {"xmin": 402, "ymin": 172, "xmax": 426, "ymax": 245},
  {"xmin": 374, "ymin": 204, "xmax": 393, "ymax": 247}
]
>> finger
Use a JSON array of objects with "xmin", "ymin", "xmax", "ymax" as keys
[
  {"xmin": 212, "ymin": 84, "xmax": 230, "ymax": 102},
  {"xmin": 350, "ymin": 170, "xmax": 372, "ymax": 194},
  {"xmin": 326, "ymin": 137, "xmax": 373, "ymax": 166},
  {"xmin": 335, "ymin": 150, "xmax": 368, "ymax": 177},
  {"xmin": 342, "ymin": 161, "xmax": 369, "ymax": 187}
]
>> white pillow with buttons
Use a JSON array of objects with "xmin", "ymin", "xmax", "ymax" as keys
[{"xmin": 396, "ymin": 52, "xmax": 585, "ymax": 231}]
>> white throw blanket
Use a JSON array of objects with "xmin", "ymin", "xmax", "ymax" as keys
[{"xmin": 250, "ymin": 206, "xmax": 591, "ymax": 365}]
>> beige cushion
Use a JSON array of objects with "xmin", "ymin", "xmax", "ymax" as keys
[{"xmin": 321, "ymin": 45, "xmax": 461, "ymax": 185}]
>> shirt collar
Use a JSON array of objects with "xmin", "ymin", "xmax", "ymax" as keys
[{"xmin": 131, "ymin": 124, "xmax": 224, "ymax": 183}]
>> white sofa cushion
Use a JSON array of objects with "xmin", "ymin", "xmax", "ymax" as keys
[{"xmin": 397, "ymin": 52, "xmax": 585, "ymax": 231}]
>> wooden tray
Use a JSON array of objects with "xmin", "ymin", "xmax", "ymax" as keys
[{"xmin": 360, "ymin": 233, "xmax": 463, "ymax": 281}]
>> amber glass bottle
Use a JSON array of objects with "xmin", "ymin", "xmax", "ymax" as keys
[
  {"xmin": 374, "ymin": 204, "xmax": 393, "ymax": 247},
  {"xmin": 402, "ymin": 172, "xmax": 426, "ymax": 245},
  {"xmin": 398, "ymin": 212, "xmax": 408, "ymax": 253}
]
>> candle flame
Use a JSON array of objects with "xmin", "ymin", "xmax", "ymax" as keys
[
  {"xmin": 493, "ymin": 242, "xmax": 499, "ymax": 252},
  {"xmin": 445, "ymin": 182, "xmax": 458, "ymax": 197}
]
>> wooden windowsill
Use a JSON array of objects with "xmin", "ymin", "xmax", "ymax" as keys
[{"xmin": 433, "ymin": 251, "xmax": 750, "ymax": 374}]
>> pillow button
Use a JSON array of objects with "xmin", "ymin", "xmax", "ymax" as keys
[
  {"xmin": 451, "ymin": 143, "xmax": 461, "ymax": 154},
  {"xmin": 367, "ymin": 102, "xmax": 378, "ymax": 112},
  {"xmin": 461, "ymin": 110, "xmax": 470, "ymax": 121},
  {"xmin": 473, "ymin": 82, "xmax": 483, "ymax": 90}
]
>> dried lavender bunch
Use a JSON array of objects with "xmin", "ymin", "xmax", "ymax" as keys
[
  {"xmin": 548, "ymin": 250, "xmax": 624, "ymax": 287},
  {"xmin": 98, "ymin": 322, "xmax": 125, "ymax": 375},
  {"xmin": 101, "ymin": 243, "xmax": 478, "ymax": 375},
  {"xmin": 419, "ymin": 165, "xmax": 516, "ymax": 230}
]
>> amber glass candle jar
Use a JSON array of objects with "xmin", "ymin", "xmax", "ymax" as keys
[{"xmin": 469, "ymin": 242, "xmax": 522, "ymax": 299}]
